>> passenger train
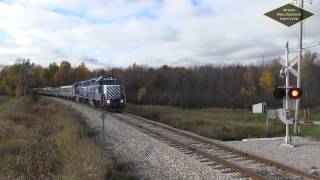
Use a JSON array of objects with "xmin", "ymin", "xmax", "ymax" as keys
[{"xmin": 37, "ymin": 76, "xmax": 126, "ymax": 110}]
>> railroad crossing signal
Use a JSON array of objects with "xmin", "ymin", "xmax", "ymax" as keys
[
  {"xmin": 279, "ymin": 57, "xmax": 299, "ymax": 77},
  {"xmin": 273, "ymin": 87, "xmax": 303, "ymax": 99},
  {"xmin": 264, "ymin": 3, "xmax": 314, "ymax": 27}
]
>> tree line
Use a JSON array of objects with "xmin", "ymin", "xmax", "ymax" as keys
[{"xmin": 0, "ymin": 51, "xmax": 319, "ymax": 109}]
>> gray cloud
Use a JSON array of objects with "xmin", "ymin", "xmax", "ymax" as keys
[
  {"xmin": 82, "ymin": 57, "xmax": 110, "ymax": 68},
  {"xmin": 83, "ymin": 57, "xmax": 99, "ymax": 64},
  {"xmin": 0, "ymin": 0, "xmax": 319, "ymax": 69}
]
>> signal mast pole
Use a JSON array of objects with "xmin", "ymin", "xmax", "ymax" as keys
[{"xmin": 285, "ymin": 42, "xmax": 291, "ymax": 144}]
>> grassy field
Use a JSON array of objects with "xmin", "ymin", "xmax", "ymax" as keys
[
  {"xmin": 125, "ymin": 103, "xmax": 286, "ymax": 141},
  {"xmin": 298, "ymin": 108, "xmax": 320, "ymax": 139},
  {"xmin": 126, "ymin": 103, "xmax": 320, "ymax": 140},
  {"xmin": 300, "ymin": 125, "xmax": 320, "ymax": 139},
  {"xmin": 0, "ymin": 96, "xmax": 136, "ymax": 180}
]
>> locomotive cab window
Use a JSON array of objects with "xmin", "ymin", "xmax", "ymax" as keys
[{"xmin": 101, "ymin": 79, "xmax": 121, "ymax": 85}]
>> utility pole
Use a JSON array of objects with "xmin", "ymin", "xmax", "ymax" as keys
[
  {"xmin": 293, "ymin": 0, "xmax": 303, "ymax": 134},
  {"xmin": 294, "ymin": 0, "xmax": 303, "ymax": 134},
  {"xmin": 293, "ymin": 0, "xmax": 313, "ymax": 134}
]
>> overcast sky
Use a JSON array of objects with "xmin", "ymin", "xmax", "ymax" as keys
[{"xmin": 0, "ymin": 0, "xmax": 319, "ymax": 69}]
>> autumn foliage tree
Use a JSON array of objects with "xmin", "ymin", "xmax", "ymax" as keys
[
  {"xmin": 1, "ymin": 51, "xmax": 320, "ymax": 109},
  {"xmin": 54, "ymin": 61, "xmax": 73, "ymax": 86},
  {"xmin": 301, "ymin": 52, "xmax": 319, "ymax": 107},
  {"xmin": 137, "ymin": 86, "xmax": 147, "ymax": 103},
  {"xmin": 41, "ymin": 63, "xmax": 59, "ymax": 86},
  {"xmin": 0, "ymin": 59, "xmax": 36, "ymax": 96},
  {"xmin": 73, "ymin": 62, "xmax": 90, "ymax": 82},
  {"xmin": 259, "ymin": 70, "xmax": 275, "ymax": 97}
]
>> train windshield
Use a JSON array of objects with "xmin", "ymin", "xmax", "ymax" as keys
[{"xmin": 102, "ymin": 79, "xmax": 121, "ymax": 85}]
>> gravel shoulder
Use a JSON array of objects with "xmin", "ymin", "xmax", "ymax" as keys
[
  {"xmin": 225, "ymin": 137, "xmax": 320, "ymax": 175},
  {"xmin": 51, "ymin": 98, "xmax": 233, "ymax": 180}
]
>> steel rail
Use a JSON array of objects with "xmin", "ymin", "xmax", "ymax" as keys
[
  {"xmin": 123, "ymin": 112, "xmax": 320, "ymax": 180},
  {"xmin": 114, "ymin": 115, "xmax": 266, "ymax": 180}
]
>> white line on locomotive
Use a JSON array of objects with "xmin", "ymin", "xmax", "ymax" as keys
[{"xmin": 36, "ymin": 76, "xmax": 126, "ymax": 110}]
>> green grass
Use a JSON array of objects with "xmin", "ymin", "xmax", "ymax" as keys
[
  {"xmin": 293, "ymin": 109, "xmax": 320, "ymax": 139},
  {"xmin": 0, "ymin": 96, "xmax": 16, "ymax": 117},
  {"xmin": 299, "ymin": 110, "xmax": 320, "ymax": 139},
  {"xmin": 125, "ymin": 103, "xmax": 285, "ymax": 141},
  {"xmin": 310, "ymin": 114, "xmax": 320, "ymax": 121},
  {"xmin": 300, "ymin": 125, "xmax": 320, "ymax": 139}
]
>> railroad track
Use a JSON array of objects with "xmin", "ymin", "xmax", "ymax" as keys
[{"xmin": 109, "ymin": 112, "xmax": 320, "ymax": 180}]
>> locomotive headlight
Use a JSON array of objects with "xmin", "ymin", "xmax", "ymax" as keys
[
  {"xmin": 106, "ymin": 99, "xmax": 111, "ymax": 104},
  {"xmin": 120, "ymin": 99, "xmax": 124, "ymax": 103}
]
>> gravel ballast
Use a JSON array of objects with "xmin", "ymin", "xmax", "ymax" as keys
[
  {"xmin": 53, "ymin": 98, "xmax": 233, "ymax": 180},
  {"xmin": 51, "ymin": 98, "xmax": 320, "ymax": 179},
  {"xmin": 225, "ymin": 137, "xmax": 320, "ymax": 176}
]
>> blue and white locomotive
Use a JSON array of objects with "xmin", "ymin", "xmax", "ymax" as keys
[
  {"xmin": 75, "ymin": 76, "xmax": 126, "ymax": 109},
  {"xmin": 38, "ymin": 76, "xmax": 126, "ymax": 110}
]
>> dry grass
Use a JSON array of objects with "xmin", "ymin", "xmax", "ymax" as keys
[
  {"xmin": 0, "ymin": 97, "xmax": 115, "ymax": 180},
  {"xmin": 0, "ymin": 96, "xmax": 16, "ymax": 118},
  {"xmin": 0, "ymin": 96, "xmax": 9, "ymax": 102}
]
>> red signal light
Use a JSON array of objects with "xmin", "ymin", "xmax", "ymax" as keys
[
  {"xmin": 288, "ymin": 88, "xmax": 302, "ymax": 99},
  {"xmin": 273, "ymin": 87, "xmax": 286, "ymax": 99},
  {"xmin": 291, "ymin": 90, "xmax": 299, "ymax": 97}
]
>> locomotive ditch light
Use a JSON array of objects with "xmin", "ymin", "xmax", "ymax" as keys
[
  {"xmin": 273, "ymin": 87, "xmax": 286, "ymax": 99},
  {"xmin": 288, "ymin": 87, "xmax": 302, "ymax": 99}
]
